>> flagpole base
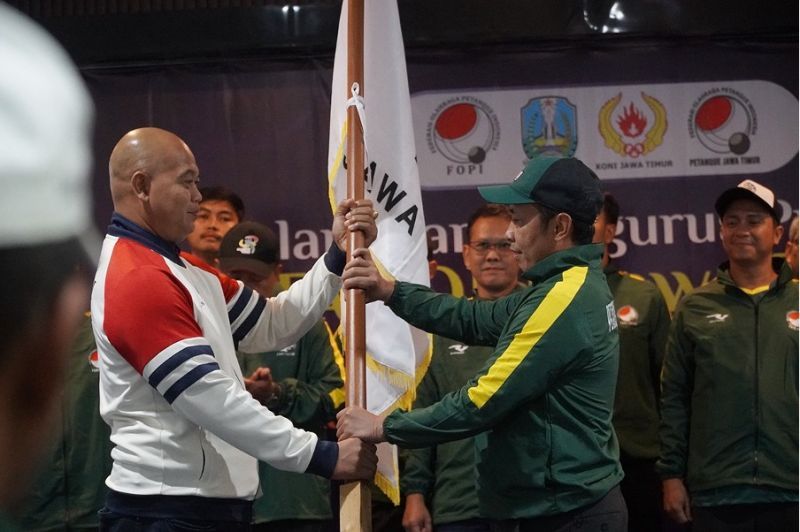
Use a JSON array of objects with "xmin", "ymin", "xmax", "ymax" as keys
[{"xmin": 340, "ymin": 480, "xmax": 372, "ymax": 532}]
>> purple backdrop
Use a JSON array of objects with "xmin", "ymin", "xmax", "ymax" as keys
[{"xmin": 83, "ymin": 40, "xmax": 798, "ymax": 311}]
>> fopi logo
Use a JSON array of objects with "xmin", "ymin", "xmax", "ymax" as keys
[{"xmin": 426, "ymin": 96, "xmax": 500, "ymax": 176}]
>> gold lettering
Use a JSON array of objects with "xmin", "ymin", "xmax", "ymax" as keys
[
  {"xmin": 650, "ymin": 270, "xmax": 713, "ymax": 313},
  {"xmin": 436, "ymin": 265, "xmax": 466, "ymax": 298}
]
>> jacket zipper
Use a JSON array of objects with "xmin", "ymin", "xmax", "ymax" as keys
[
  {"xmin": 752, "ymin": 299, "xmax": 760, "ymax": 485},
  {"xmin": 199, "ymin": 430, "xmax": 207, "ymax": 480}
]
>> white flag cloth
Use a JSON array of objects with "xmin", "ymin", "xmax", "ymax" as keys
[{"xmin": 327, "ymin": 0, "xmax": 431, "ymax": 504}]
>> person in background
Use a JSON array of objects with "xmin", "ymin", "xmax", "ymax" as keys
[
  {"xmin": 784, "ymin": 215, "xmax": 798, "ymax": 279},
  {"xmin": 594, "ymin": 192, "xmax": 671, "ymax": 532},
  {"xmin": 15, "ymin": 312, "xmax": 114, "ymax": 532},
  {"xmin": 93, "ymin": 126, "xmax": 378, "ymax": 531},
  {"xmin": 658, "ymin": 179, "xmax": 798, "ymax": 531},
  {"xmin": 186, "ymin": 185, "xmax": 245, "ymax": 267},
  {"xmin": 338, "ymin": 157, "xmax": 627, "ymax": 531},
  {"xmin": 402, "ymin": 204, "xmax": 522, "ymax": 532},
  {"xmin": 218, "ymin": 221, "xmax": 345, "ymax": 532},
  {"xmin": 0, "ymin": 3, "xmax": 95, "ymax": 530}
]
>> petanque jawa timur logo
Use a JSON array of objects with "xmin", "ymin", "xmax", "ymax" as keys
[
  {"xmin": 599, "ymin": 92, "xmax": 667, "ymax": 158},
  {"xmin": 688, "ymin": 89, "xmax": 757, "ymax": 155},
  {"xmin": 787, "ymin": 310, "xmax": 799, "ymax": 331},
  {"xmin": 426, "ymin": 96, "xmax": 500, "ymax": 164}
]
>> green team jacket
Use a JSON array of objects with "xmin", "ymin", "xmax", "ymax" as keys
[
  {"xmin": 401, "ymin": 335, "xmax": 495, "ymax": 524},
  {"xmin": 16, "ymin": 313, "xmax": 112, "ymax": 531},
  {"xmin": 237, "ymin": 319, "xmax": 343, "ymax": 523},
  {"xmin": 383, "ymin": 244, "xmax": 623, "ymax": 519},
  {"xmin": 605, "ymin": 264, "xmax": 671, "ymax": 459},
  {"xmin": 657, "ymin": 262, "xmax": 799, "ymax": 505}
]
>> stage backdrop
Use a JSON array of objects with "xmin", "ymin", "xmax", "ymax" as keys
[{"xmin": 83, "ymin": 38, "xmax": 798, "ymax": 313}]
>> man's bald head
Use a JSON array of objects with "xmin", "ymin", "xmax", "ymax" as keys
[
  {"xmin": 108, "ymin": 127, "xmax": 202, "ymax": 243},
  {"xmin": 109, "ymin": 127, "xmax": 191, "ymax": 200}
]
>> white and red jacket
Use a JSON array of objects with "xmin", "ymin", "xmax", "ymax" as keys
[{"xmin": 91, "ymin": 214, "xmax": 342, "ymax": 504}]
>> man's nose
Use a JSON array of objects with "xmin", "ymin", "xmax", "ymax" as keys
[{"xmin": 485, "ymin": 247, "xmax": 501, "ymax": 260}]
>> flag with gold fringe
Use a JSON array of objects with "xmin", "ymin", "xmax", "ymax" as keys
[{"xmin": 326, "ymin": 0, "xmax": 431, "ymax": 504}]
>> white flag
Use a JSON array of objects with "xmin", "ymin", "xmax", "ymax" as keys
[{"xmin": 327, "ymin": 0, "xmax": 431, "ymax": 504}]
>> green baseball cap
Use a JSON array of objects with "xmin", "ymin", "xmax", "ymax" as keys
[{"xmin": 478, "ymin": 157, "xmax": 603, "ymax": 224}]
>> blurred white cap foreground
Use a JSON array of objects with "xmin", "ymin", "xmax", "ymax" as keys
[{"xmin": 0, "ymin": 3, "xmax": 94, "ymax": 247}]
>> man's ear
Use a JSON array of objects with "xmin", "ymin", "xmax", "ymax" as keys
[
  {"xmin": 773, "ymin": 223, "xmax": 784, "ymax": 247},
  {"xmin": 553, "ymin": 213, "xmax": 573, "ymax": 241},
  {"xmin": 131, "ymin": 170, "xmax": 151, "ymax": 200},
  {"xmin": 604, "ymin": 222, "xmax": 617, "ymax": 245}
]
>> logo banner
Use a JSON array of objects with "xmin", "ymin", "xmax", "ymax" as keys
[{"xmin": 413, "ymin": 80, "xmax": 798, "ymax": 188}]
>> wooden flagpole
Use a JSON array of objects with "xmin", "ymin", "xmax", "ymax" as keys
[{"xmin": 340, "ymin": 0, "xmax": 371, "ymax": 530}]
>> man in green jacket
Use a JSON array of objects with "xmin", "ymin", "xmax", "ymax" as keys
[
  {"xmin": 219, "ymin": 221, "xmax": 345, "ymax": 532},
  {"xmin": 339, "ymin": 157, "xmax": 626, "ymax": 531},
  {"xmin": 16, "ymin": 313, "xmax": 113, "ymax": 531},
  {"xmin": 402, "ymin": 205, "xmax": 522, "ymax": 532},
  {"xmin": 594, "ymin": 192, "xmax": 671, "ymax": 532},
  {"xmin": 658, "ymin": 179, "xmax": 799, "ymax": 531}
]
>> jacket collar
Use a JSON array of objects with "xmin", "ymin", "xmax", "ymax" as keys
[
  {"xmin": 715, "ymin": 257, "xmax": 793, "ymax": 292},
  {"xmin": 107, "ymin": 212, "xmax": 184, "ymax": 266},
  {"xmin": 522, "ymin": 243, "xmax": 603, "ymax": 284}
]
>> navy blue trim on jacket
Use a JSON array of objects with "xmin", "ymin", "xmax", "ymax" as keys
[
  {"xmin": 305, "ymin": 439, "xmax": 338, "ymax": 479},
  {"xmin": 108, "ymin": 212, "xmax": 183, "ymax": 266}
]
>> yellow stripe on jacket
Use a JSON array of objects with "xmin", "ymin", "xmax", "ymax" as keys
[{"xmin": 467, "ymin": 265, "xmax": 588, "ymax": 409}]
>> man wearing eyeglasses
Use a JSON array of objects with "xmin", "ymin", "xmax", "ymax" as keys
[
  {"xmin": 402, "ymin": 204, "xmax": 522, "ymax": 532},
  {"xmin": 339, "ymin": 157, "xmax": 627, "ymax": 531}
]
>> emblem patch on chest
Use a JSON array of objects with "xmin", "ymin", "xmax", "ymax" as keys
[
  {"xmin": 705, "ymin": 313, "xmax": 729, "ymax": 324},
  {"xmin": 447, "ymin": 344, "xmax": 469, "ymax": 355},
  {"xmin": 616, "ymin": 305, "xmax": 639, "ymax": 326},
  {"xmin": 787, "ymin": 310, "xmax": 799, "ymax": 331}
]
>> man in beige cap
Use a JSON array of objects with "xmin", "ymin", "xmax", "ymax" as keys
[{"xmin": 658, "ymin": 179, "xmax": 798, "ymax": 531}]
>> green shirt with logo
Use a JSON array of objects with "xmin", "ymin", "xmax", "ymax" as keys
[
  {"xmin": 402, "ymin": 336, "xmax": 494, "ymax": 525},
  {"xmin": 237, "ymin": 319, "xmax": 343, "ymax": 524},
  {"xmin": 605, "ymin": 264, "xmax": 671, "ymax": 459},
  {"xmin": 657, "ymin": 262, "xmax": 799, "ymax": 506}
]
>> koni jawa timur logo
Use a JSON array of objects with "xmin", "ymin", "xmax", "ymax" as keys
[
  {"xmin": 598, "ymin": 92, "xmax": 667, "ymax": 158},
  {"xmin": 426, "ymin": 96, "xmax": 500, "ymax": 164}
]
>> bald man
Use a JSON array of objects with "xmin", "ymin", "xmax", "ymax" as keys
[{"xmin": 92, "ymin": 127, "xmax": 378, "ymax": 531}]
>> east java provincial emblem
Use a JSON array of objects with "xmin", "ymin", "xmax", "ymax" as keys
[
  {"xmin": 599, "ymin": 92, "xmax": 667, "ymax": 158},
  {"xmin": 521, "ymin": 97, "xmax": 578, "ymax": 158}
]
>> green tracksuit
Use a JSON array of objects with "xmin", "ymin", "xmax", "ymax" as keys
[
  {"xmin": 237, "ymin": 320, "xmax": 344, "ymax": 524},
  {"xmin": 657, "ymin": 262, "xmax": 799, "ymax": 506},
  {"xmin": 383, "ymin": 244, "xmax": 623, "ymax": 519},
  {"xmin": 16, "ymin": 313, "xmax": 113, "ymax": 531},
  {"xmin": 401, "ymin": 336, "xmax": 494, "ymax": 525},
  {"xmin": 605, "ymin": 264, "xmax": 670, "ymax": 459},
  {"xmin": 0, "ymin": 513, "xmax": 21, "ymax": 532}
]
